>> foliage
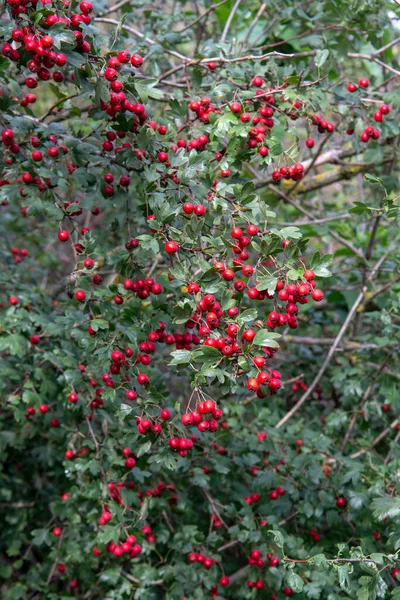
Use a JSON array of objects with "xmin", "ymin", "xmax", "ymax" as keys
[{"xmin": 0, "ymin": 0, "xmax": 400, "ymax": 599}]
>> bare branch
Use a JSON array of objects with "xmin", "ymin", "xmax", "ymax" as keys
[
  {"xmin": 350, "ymin": 417, "xmax": 399, "ymax": 459},
  {"xmin": 221, "ymin": 0, "xmax": 242, "ymax": 44},
  {"xmin": 175, "ymin": 0, "xmax": 229, "ymax": 33},
  {"xmin": 275, "ymin": 240, "xmax": 399, "ymax": 429}
]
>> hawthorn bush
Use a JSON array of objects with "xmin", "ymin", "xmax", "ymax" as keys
[{"xmin": 1, "ymin": 0, "xmax": 400, "ymax": 598}]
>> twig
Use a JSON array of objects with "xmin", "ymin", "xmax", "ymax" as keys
[
  {"xmin": 274, "ymin": 213, "xmax": 350, "ymax": 226},
  {"xmin": 267, "ymin": 184, "xmax": 314, "ymax": 220},
  {"xmin": 348, "ymin": 52, "xmax": 400, "ymax": 77},
  {"xmin": 243, "ymin": 2, "xmax": 267, "ymax": 47},
  {"xmin": 121, "ymin": 569, "xmax": 163, "ymax": 585},
  {"xmin": 202, "ymin": 488, "xmax": 229, "ymax": 530},
  {"xmin": 275, "ymin": 241, "xmax": 398, "ymax": 429},
  {"xmin": 283, "ymin": 556, "xmax": 377, "ymax": 564},
  {"xmin": 175, "ymin": 0, "xmax": 229, "ymax": 33},
  {"xmin": 161, "ymin": 509, "xmax": 175, "ymax": 533},
  {"xmin": 341, "ymin": 358, "xmax": 390, "ymax": 452},
  {"xmin": 38, "ymin": 94, "xmax": 79, "ymax": 122},
  {"xmin": 0, "ymin": 501, "xmax": 35, "ymax": 507},
  {"xmin": 281, "ymin": 336, "xmax": 381, "ymax": 349},
  {"xmin": 372, "ymin": 36, "xmax": 400, "ymax": 55},
  {"xmin": 46, "ymin": 530, "xmax": 65, "ymax": 586},
  {"xmin": 384, "ymin": 430, "xmax": 400, "ymax": 464},
  {"xmin": 220, "ymin": 0, "xmax": 242, "ymax": 44},
  {"xmin": 94, "ymin": 18, "xmax": 189, "ymax": 61},
  {"xmin": 98, "ymin": 0, "xmax": 132, "ymax": 16},
  {"xmin": 350, "ymin": 417, "xmax": 399, "ymax": 459}
]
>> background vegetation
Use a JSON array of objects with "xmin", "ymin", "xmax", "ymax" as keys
[{"xmin": 1, "ymin": 0, "xmax": 400, "ymax": 598}]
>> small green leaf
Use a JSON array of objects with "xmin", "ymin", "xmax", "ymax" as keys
[
  {"xmin": 253, "ymin": 330, "xmax": 281, "ymax": 348},
  {"xmin": 286, "ymin": 571, "xmax": 304, "ymax": 592},
  {"xmin": 268, "ymin": 529, "xmax": 285, "ymax": 549},
  {"xmin": 315, "ymin": 49, "xmax": 329, "ymax": 68}
]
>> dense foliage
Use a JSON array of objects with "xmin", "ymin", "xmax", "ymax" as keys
[{"xmin": 1, "ymin": 0, "xmax": 400, "ymax": 598}]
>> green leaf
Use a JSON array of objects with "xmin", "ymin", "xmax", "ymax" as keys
[
  {"xmin": 286, "ymin": 571, "xmax": 304, "ymax": 592},
  {"xmin": 268, "ymin": 529, "xmax": 285, "ymax": 549},
  {"xmin": 256, "ymin": 276, "xmax": 277, "ymax": 293},
  {"xmin": 253, "ymin": 330, "xmax": 281, "ymax": 348},
  {"xmin": 313, "ymin": 553, "xmax": 329, "ymax": 568},
  {"xmin": 137, "ymin": 441, "xmax": 152, "ymax": 457},
  {"xmin": 370, "ymin": 497, "xmax": 400, "ymax": 520},
  {"xmin": 315, "ymin": 49, "xmax": 330, "ymax": 68},
  {"xmin": 238, "ymin": 308, "xmax": 258, "ymax": 323}
]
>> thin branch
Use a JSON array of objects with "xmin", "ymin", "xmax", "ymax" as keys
[
  {"xmin": 98, "ymin": 0, "xmax": 132, "ymax": 16},
  {"xmin": 274, "ymin": 213, "xmax": 350, "ymax": 226},
  {"xmin": 348, "ymin": 52, "xmax": 400, "ymax": 77},
  {"xmin": 384, "ymin": 430, "xmax": 400, "ymax": 464},
  {"xmin": 281, "ymin": 336, "xmax": 381, "ymax": 349},
  {"xmin": 202, "ymin": 489, "xmax": 229, "ymax": 530},
  {"xmin": 161, "ymin": 510, "xmax": 175, "ymax": 533},
  {"xmin": 341, "ymin": 358, "xmax": 390, "ymax": 452},
  {"xmin": 38, "ymin": 94, "xmax": 79, "ymax": 122},
  {"xmin": 220, "ymin": 0, "xmax": 242, "ymax": 44},
  {"xmin": 243, "ymin": 2, "xmax": 267, "ymax": 47},
  {"xmin": 275, "ymin": 241, "xmax": 398, "ymax": 429},
  {"xmin": 94, "ymin": 18, "xmax": 189, "ymax": 61},
  {"xmin": 158, "ymin": 50, "xmax": 316, "ymax": 81},
  {"xmin": 372, "ymin": 36, "xmax": 400, "ymax": 55},
  {"xmin": 283, "ymin": 556, "xmax": 377, "ymax": 565},
  {"xmin": 121, "ymin": 570, "xmax": 163, "ymax": 585},
  {"xmin": 267, "ymin": 184, "xmax": 314, "ymax": 220},
  {"xmin": 350, "ymin": 417, "xmax": 399, "ymax": 459},
  {"xmin": 175, "ymin": 0, "xmax": 229, "ymax": 33}
]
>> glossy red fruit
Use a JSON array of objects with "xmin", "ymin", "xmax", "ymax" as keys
[
  {"xmin": 359, "ymin": 78, "xmax": 369, "ymax": 88},
  {"xmin": 75, "ymin": 290, "xmax": 86, "ymax": 302},
  {"xmin": 336, "ymin": 496, "xmax": 347, "ymax": 508},
  {"xmin": 165, "ymin": 241, "xmax": 178, "ymax": 254}
]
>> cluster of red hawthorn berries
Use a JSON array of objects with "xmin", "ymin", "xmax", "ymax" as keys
[
  {"xmin": 168, "ymin": 437, "xmax": 194, "ymax": 456},
  {"xmin": 105, "ymin": 538, "xmax": 142, "ymax": 558},
  {"xmin": 181, "ymin": 398, "xmax": 223, "ymax": 433},
  {"xmin": 188, "ymin": 552, "xmax": 216, "ymax": 569},
  {"xmin": 271, "ymin": 162, "xmax": 305, "ymax": 183},
  {"xmin": 10, "ymin": 246, "xmax": 28, "ymax": 264},
  {"xmin": 102, "ymin": 51, "xmax": 145, "ymax": 120},
  {"xmin": 2, "ymin": 1, "xmax": 94, "ymax": 86},
  {"xmin": 310, "ymin": 528, "xmax": 321, "ymax": 542}
]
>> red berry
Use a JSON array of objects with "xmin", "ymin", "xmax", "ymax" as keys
[{"xmin": 165, "ymin": 241, "xmax": 178, "ymax": 254}]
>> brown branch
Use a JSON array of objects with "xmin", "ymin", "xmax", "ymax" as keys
[
  {"xmin": 243, "ymin": 3, "xmax": 267, "ymax": 47},
  {"xmin": 121, "ymin": 569, "xmax": 163, "ymax": 586},
  {"xmin": 350, "ymin": 417, "xmax": 399, "ymax": 459},
  {"xmin": 175, "ymin": 0, "xmax": 229, "ymax": 33},
  {"xmin": 161, "ymin": 510, "xmax": 175, "ymax": 533},
  {"xmin": 341, "ymin": 358, "xmax": 390, "ymax": 453},
  {"xmin": 202, "ymin": 488, "xmax": 229, "ymax": 530},
  {"xmin": 0, "ymin": 501, "xmax": 35, "ymax": 507},
  {"xmin": 220, "ymin": 0, "xmax": 242, "ymax": 44},
  {"xmin": 283, "ymin": 556, "xmax": 377, "ymax": 564},
  {"xmin": 348, "ymin": 52, "xmax": 400, "ymax": 77},
  {"xmin": 158, "ymin": 50, "xmax": 317, "ymax": 81},
  {"xmin": 384, "ymin": 430, "xmax": 400, "ymax": 464},
  {"xmin": 94, "ymin": 18, "xmax": 189, "ymax": 61},
  {"xmin": 274, "ymin": 213, "xmax": 350, "ymax": 226},
  {"xmin": 281, "ymin": 336, "xmax": 381, "ymax": 349},
  {"xmin": 46, "ymin": 530, "xmax": 65, "ymax": 586},
  {"xmin": 98, "ymin": 0, "xmax": 132, "ymax": 16},
  {"xmin": 38, "ymin": 94, "xmax": 79, "ymax": 122},
  {"xmin": 275, "ymin": 240, "xmax": 398, "ymax": 429}
]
